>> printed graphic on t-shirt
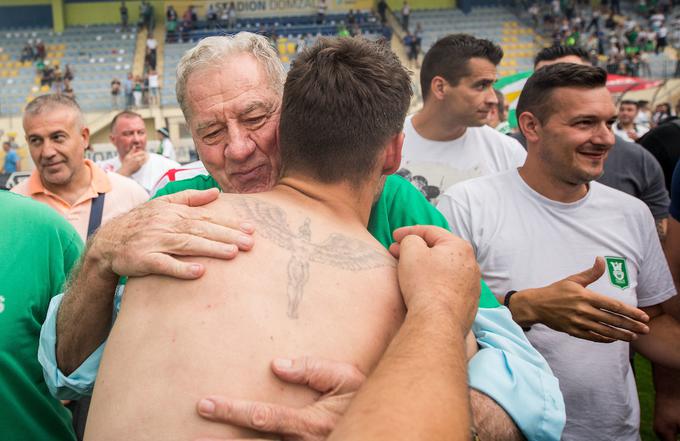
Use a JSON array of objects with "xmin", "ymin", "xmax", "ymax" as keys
[{"xmin": 606, "ymin": 256, "xmax": 630, "ymax": 289}]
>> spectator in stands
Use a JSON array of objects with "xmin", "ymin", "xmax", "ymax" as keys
[
  {"xmin": 64, "ymin": 64, "xmax": 74, "ymax": 82},
  {"xmin": 35, "ymin": 39, "xmax": 46, "ymax": 60},
  {"xmin": 166, "ymin": 4, "xmax": 178, "ymax": 22},
  {"xmin": 156, "ymin": 127, "xmax": 176, "ymax": 161},
  {"xmin": 614, "ymin": 100, "xmax": 649, "ymax": 142},
  {"xmin": 132, "ymin": 75, "xmax": 143, "ymax": 108},
  {"xmin": 147, "ymin": 69, "xmax": 159, "ymax": 107},
  {"xmin": 111, "ymin": 78, "xmax": 121, "ymax": 109},
  {"xmin": 43, "ymin": 33, "xmax": 564, "ymax": 441},
  {"xmin": 11, "ymin": 94, "xmax": 148, "ymax": 241},
  {"xmin": 20, "ymin": 42, "xmax": 34, "ymax": 62},
  {"xmin": 166, "ymin": 13, "xmax": 179, "ymax": 43},
  {"xmin": 206, "ymin": 4, "xmax": 218, "ymax": 29},
  {"xmin": 347, "ymin": 9, "xmax": 356, "ymax": 25},
  {"xmin": 401, "ymin": 0, "xmax": 411, "ymax": 31},
  {"xmin": 98, "ymin": 111, "xmax": 180, "ymax": 193},
  {"xmin": 145, "ymin": 47, "xmax": 157, "ymax": 71},
  {"xmin": 227, "ymin": 2, "xmax": 237, "ymax": 28},
  {"xmin": 140, "ymin": 0, "xmax": 154, "ymax": 31},
  {"xmin": 62, "ymin": 78, "xmax": 75, "ymax": 99},
  {"xmin": 120, "ymin": 1, "xmax": 129, "ymax": 31},
  {"xmin": 2, "ymin": 141, "xmax": 20, "ymax": 173},
  {"xmin": 403, "ymin": 31, "xmax": 419, "ymax": 68},
  {"xmin": 399, "ymin": 34, "xmax": 526, "ymax": 202},
  {"xmin": 123, "ymin": 72, "xmax": 134, "ymax": 109},
  {"xmin": 652, "ymin": 102, "xmax": 673, "ymax": 127},
  {"xmin": 182, "ymin": 5, "xmax": 194, "ymax": 31},
  {"xmin": 377, "ymin": 0, "xmax": 387, "ymax": 24},
  {"xmin": 317, "ymin": 0, "xmax": 327, "ymax": 24}
]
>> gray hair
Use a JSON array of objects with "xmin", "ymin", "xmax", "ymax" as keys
[
  {"xmin": 24, "ymin": 94, "xmax": 85, "ymax": 129},
  {"xmin": 176, "ymin": 32, "xmax": 286, "ymax": 120}
]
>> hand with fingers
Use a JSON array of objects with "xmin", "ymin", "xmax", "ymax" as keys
[
  {"xmin": 194, "ymin": 357, "xmax": 365, "ymax": 441},
  {"xmin": 90, "ymin": 188, "xmax": 255, "ymax": 279},
  {"xmin": 117, "ymin": 149, "xmax": 148, "ymax": 176},
  {"xmin": 512, "ymin": 257, "xmax": 650, "ymax": 342}
]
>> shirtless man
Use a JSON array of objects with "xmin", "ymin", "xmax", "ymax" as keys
[{"xmin": 84, "ymin": 37, "xmax": 426, "ymax": 440}]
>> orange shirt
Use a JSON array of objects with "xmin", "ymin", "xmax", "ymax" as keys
[{"xmin": 11, "ymin": 159, "xmax": 148, "ymax": 241}]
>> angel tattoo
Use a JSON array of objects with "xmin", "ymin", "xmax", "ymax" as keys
[{"xmin": 233, "ymin": 197, "xmax": 394, "ymax": 318}]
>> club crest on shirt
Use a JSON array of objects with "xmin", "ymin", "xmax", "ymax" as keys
[
  {"xmin": 0, "ymin": 295, "xmax": 5, "ymax": 314},
  {"xmin": 605, "ymin": 256, "xmax": 629, "ymax": 289}
]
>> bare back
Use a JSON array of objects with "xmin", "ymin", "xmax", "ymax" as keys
[{"xmin": 85, "ymin": 190, "xmax": 404, "ymax": 440}]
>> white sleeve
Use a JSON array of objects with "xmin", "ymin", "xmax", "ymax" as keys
[
  {"xmin": 636, "ymin": 209, "xmax": 676, "ymax": 307},
  {"xmin": 436, "ymin": 187, "xmax": 476, "ymax": 251},
  {"xmin": 506, "ymin": 136, "xmax": 527, "ymax": 168}
]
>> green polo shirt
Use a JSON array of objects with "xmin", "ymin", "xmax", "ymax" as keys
[
  {"xmin": 0, "ymin": 191, "xmax": 83, "ymax": 440},
  {"xmin": 155, "ymin": 174, "xmax": 499, "ymax": 308}
]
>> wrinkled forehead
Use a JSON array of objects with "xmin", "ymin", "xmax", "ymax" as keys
[
  {"xmin": 185, "ymin": 59, "xmax": 281, "ymax": 124},
  {"xmin": 113, "ymin": 115, "xmax": 146, "ymax": 133},
  {"xmin": 23, "ymin": 104, "xmax": 81, "ymax": 132}
]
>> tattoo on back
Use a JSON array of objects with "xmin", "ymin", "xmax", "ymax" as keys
[{"xmin": 232, "ymin": 197, "xmax": 395, "ymax": 319}]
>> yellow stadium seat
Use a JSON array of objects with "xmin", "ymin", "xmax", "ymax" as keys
[
  {"xmin": 278, "ymin": 43, "xmax": 286, "ymax": 54},
  {"xmin": 287, "ymin": 42, "xmax": 296, "ymax": 54},
  {"xmin": 40, "ymin": 85, "xmax": 50, "ymax": 92},
  {"xmin": 280, "ymin": 55, "xmax": 289, "ymax": 63}
]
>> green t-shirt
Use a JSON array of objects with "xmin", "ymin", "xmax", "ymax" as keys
[
  {"xmin": 154, "ymin": 174, "xmax": 499, "ymax": 308},
  {"xmin": 0, "ymin": 191, "xmax": 83, "ymax": 441}
]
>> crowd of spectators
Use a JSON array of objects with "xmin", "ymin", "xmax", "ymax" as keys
[{"xmin": 528, "ymin": 0, "xmax": 680, "ymax": 77}]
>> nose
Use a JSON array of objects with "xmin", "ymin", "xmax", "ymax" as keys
[
  {"xmin": 486, "ymin": 87, "xmax": 499, "ymax": 105},
  {"xmin": 224, "ymin": 125, "xmax": 257, "ymax": 163},
  {"xmin": 41, "ymin": 140, "xmax": 58, "ymax": 159},
  {"xmin": 594, "ymin": 122, "xmax": 615, "ymax": 148}
]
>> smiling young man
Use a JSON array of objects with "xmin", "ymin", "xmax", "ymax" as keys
[
  {"xmin": 439, "ymin": 63, "xmax": 680, "ymax": 440},
  {"xmin": 398, "ymin": 33, "xmax": 527, "ymax": 202}
]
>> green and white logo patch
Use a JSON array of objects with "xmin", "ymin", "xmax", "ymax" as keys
[{"xmin": 605, "ymin": 256, "xmax": 629, "ymax": 289}]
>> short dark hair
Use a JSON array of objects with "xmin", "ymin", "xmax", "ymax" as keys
[
  {"xmin": 420, "ymin": 34, "xmax": 503, "ymax": 101},
  {"xmin": 279, "ymin": 37, "xmax": 412, "ymax": 186},
  {"xmin": 110, "ymin": 110, "xmax": 143, "ymax": 132},
  {"xmin": 533, "ymin": 45, "xmax": 590, "ymax": 68},
  {"xmin": 517, "ymin": 63, "xmax": 607, "ymax": 128},
  {"xmin": 24, "ymin": 94, "xmax": 85, "ymax": 128},
  {"xmin": 619, "ymin": 99, "xmax": 638, "ymax": 108}
]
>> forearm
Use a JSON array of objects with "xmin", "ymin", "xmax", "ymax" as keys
[
  {"xmin": 471, "ymin": 390, "xmax": 525, "ymax": 441},
  {"xmin": 632, "ymin": 314, "xmax": 680, "ymax": 369},
  {"xmin": 328, "ymin": 307, "xmax": 470, "ymax": 441},
  {"xmin": 57, "ymin": 249, "xmax": 119, "ymax": 374},
  {"xmin": 654, "ymin": 363, "xmax": 680, "ymax": 403}
]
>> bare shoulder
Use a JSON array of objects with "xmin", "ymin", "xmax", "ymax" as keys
[{"xmin": 215, "ymin": 193, "xmax": 396, "ymax": 272}]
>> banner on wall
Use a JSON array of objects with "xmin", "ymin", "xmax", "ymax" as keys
[{"xmin": 164, "ymin": 0, "xmax": 373, "ymax": 19}]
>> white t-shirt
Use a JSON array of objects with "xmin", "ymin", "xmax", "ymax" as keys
[
  {"xmin": 398, "ymin": 114, "xmax": 526, "ymax": 202},
  {"xmin": 159, "ymin": 138, "xmax": 176, "ymax": 162},
  {"xmin": 612, "ymin": 122, "xmax": 649, "ymax": 142},
  {"xmin": 148, "ymin": 74, "xmax": 159, "ymax": 89},
  {"xmin": 438, "ymin": 170, "xmax": 675, "ymax": 441},
  {"xmin": 98, "ymin": 152, "xmax": 180, "ymax": 194}
]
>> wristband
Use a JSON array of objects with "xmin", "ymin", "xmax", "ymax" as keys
[{"xmin": 504, "ymin": 290, "xmax": 531, "ymax": 332}]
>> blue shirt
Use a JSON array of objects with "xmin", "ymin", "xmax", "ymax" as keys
[{"xmin": 4, "ymin": 149, "xmax": 19, "ymax": 173}]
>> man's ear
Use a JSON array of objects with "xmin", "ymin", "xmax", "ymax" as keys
[
  {"xmin": 81, "ymin": 127, "xmax": 90, "ymax": 148},
  {"xmin": 518, "ymin": 111, "xmax": 541, "ymax": 143},
  {"xmin": 430, "ymin": 76, "xmax": 448, "ymax": 101},
  {"xmin": 382, "ymin": 131, "xmax": 404, "ymax": 176}
]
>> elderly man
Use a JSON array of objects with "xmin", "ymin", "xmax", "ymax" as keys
[
  {"xmin": 12, "ymin": 95, "xmax": 148, "ymax": 241},
  {"xmin": 40, "ymin": 33, "xmax": 563, "ymax": 440},
  {"xmin": 83, "ymin": 36, "xmax": 478, "ymax": 440},
  {"xmin": 98, "ymin": 111, "xmax": 180, "ymax": 193},
  {"xmin": 439, "ymin": 63, "xmax": 680, "ymax": 440}
]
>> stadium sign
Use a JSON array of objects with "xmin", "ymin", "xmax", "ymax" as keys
[{"xmin": 166, "ymin": 0, "xmax": 372, "ymax": 18}]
